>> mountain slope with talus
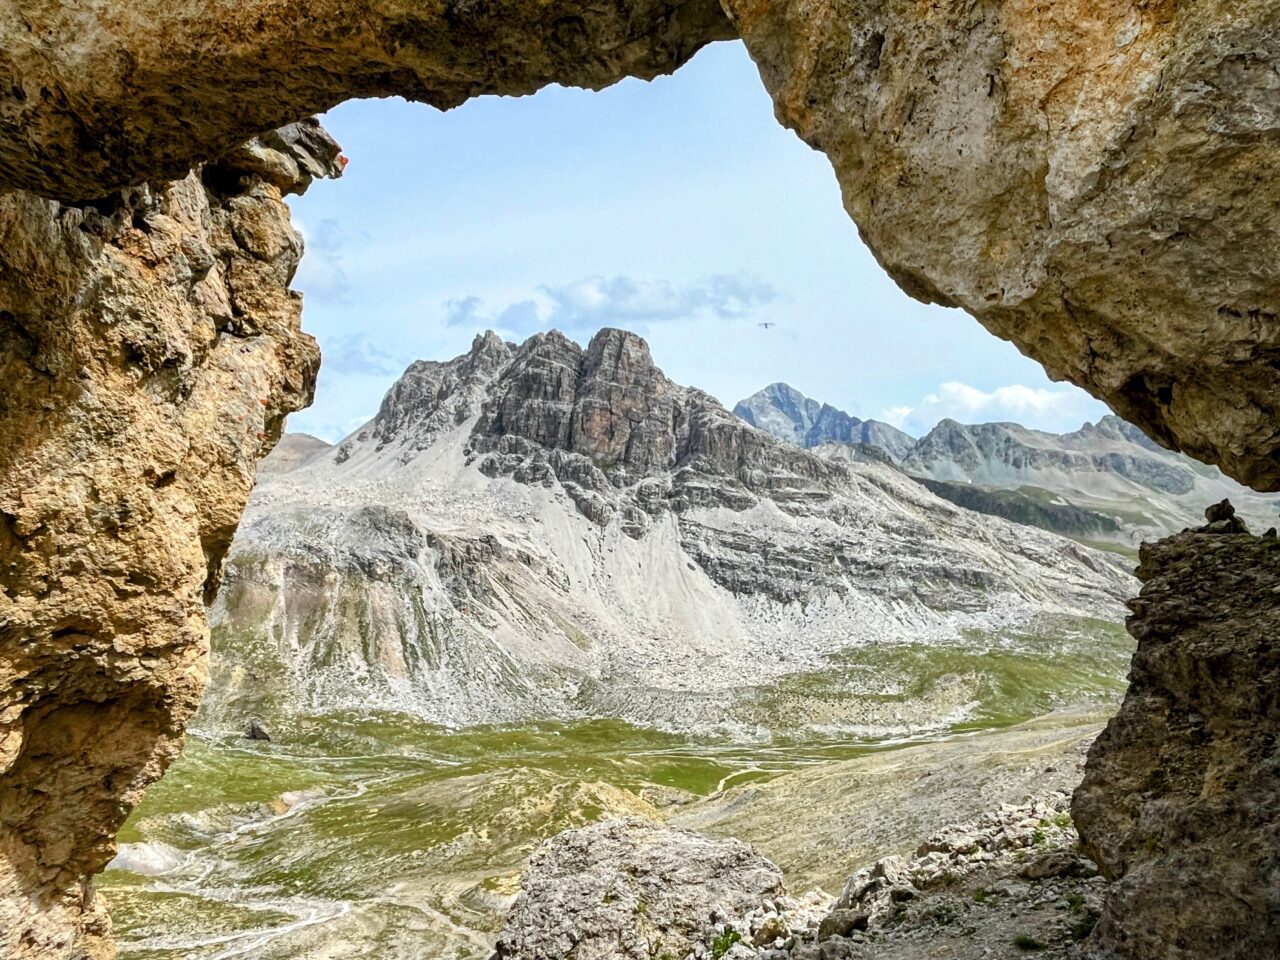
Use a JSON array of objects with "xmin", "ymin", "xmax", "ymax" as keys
[{"xmin": 203, "ymin": 329, "xmax": 1134, "ymax": 736}]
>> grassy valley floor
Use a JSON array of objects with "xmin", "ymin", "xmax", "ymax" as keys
[{"xmin": 101, "ymin": 618, "xmax": 1131, "ymax": 959}]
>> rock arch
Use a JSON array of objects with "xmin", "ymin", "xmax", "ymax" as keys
[{"xmin": 0, "ymin": 1, "xmax": 1278, "ymax": 957}]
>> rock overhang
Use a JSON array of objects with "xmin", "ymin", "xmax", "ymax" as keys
[
  {"xmin": 3, "ymin": 2, "xmax": 1280, "ymax": 957},
  {"xmin": 4, "ymin": 0, "xmax": 1280, "ymax": 489},
  {"xmin": 0, "ymin": 0, "xmax": 737, "ymax": 200}
]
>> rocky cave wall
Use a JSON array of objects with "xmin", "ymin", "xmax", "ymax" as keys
[
  {"xmin": 3, "ymin": 1, "xmax": 1279, "ymax": 490},
  {"xmin": 0, "ymin": 126, "xmax": 340, "ymax": 959},
  {"xmin": 1073, "ymin": 515, "xmax": 1280, "ymax": 960},
  {"xmin": 0, "ymin": 1, "xmax": 1278, "ymax": 958}
]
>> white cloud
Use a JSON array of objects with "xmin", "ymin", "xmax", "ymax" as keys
[
  {"xmin": 884, "ymin": 380, "xmax": 1109, "ymax": 435},
  {"xmin": 294, "ymin": 218, "xmax": 352, "ymax": 304},
  {"xmin": 321, "ymin": 333, "xmax": 403, "ymax": 376},
  {"xmin": 442, "ymin": 274, "xmax": 779, "ymax": 339},
  {"xmin": 880, "ymin": 405, "xmax": 914, "ymax": 429}
]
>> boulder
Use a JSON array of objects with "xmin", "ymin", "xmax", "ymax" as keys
[{"xmin": 492, "ymin": 819, "xmax": 784, "ymax": 960}]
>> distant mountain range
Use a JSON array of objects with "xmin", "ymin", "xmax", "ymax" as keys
[
  {"xmin": 734, "ymin": 383, "xmax": 916, "ymax": 462},
  {"xmin": 202, "ymin": 330, "xmax": 1131, "ymax": 735},
  {"xmin": 733, "ymin": 384, "xmax": 1280, "ymax": 547}
]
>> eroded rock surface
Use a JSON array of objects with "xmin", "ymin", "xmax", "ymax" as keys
[
  {"xmin": 0, "ymin": 0, "xmax": 734, "ymax": 199},
  {"xmin": 723, "ymin": 0, "xmax": 1280, "ymax": 489},
  {"xmin": 0, "ymin": 123, "xmax": 339, "ymax": 958},
  {"xmin": 1072, "ymin": 511, "xmax": 1280, "ymax": 959},
  {"xmin": 496, "ymin": 796, "xmax": 1110, "ymax": 960},
  {"xmin": 491, "ymin": 819, "xmax": 798, "ymax": 960}
]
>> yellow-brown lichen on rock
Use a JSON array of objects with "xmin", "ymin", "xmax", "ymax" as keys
[
  {"xmin": 0, "ymin": 122, "xmax": 339, "ymax": 958},
  {"xmin": 724, "ymin": 0, "xmax": 1280, "ymax": 489}
]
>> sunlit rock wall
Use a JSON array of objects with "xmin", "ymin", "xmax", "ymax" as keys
[
  {"xmin": 0, "ymin": 125, "xmax": 338, "ymax": 959},
  {"xmin": 724, "ymin": 0, "xmax": 1280, "ymax": 489}
]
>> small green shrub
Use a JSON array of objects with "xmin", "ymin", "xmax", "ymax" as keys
[
  {"xmin": 1069, "ymin": 912, "xmax": 1099, "ymax": 942},
  {"xmin": 712, "ymin": 927, "xmax": 742, "ymax": 958},
  {"xmin": 1014, "ymin": 933, "xmax": 1048, "ymax": 951}
]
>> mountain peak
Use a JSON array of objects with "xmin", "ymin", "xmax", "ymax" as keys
[
  {"xmin": 733, "ymin": 383, "xmax": 914, "ymax": 462},
  {"xmin": 470, "ymin": 329, "xmax": 511, "ymax": 358},
  {"xmin": 583, "ymin": 328, "xmax": 660, "ymax": 386}
]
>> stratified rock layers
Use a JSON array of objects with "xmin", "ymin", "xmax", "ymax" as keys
[
  {"xmin": 0, "ymin": 128, "xmax": 339, "ymax": 958},
  {"xmin": 1073, "ymin": 525, "xmax": 1280, "ymax": 959},
  {"xmin": 724, "ymin": 0, "xmax": 1280, "ymax": 490}
]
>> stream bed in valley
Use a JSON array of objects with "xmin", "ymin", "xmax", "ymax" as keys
[{"xmin": 101, "ymin": 616, "xmax": 1133, "ymax": 959}]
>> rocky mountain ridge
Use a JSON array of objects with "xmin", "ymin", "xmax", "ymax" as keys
[
  {"xmin": 902, "ymin": 417, "xmax": 1280, "ymax": 545},
  {"xmin": 734, "ymin": 385, "xmax": 1280, "ymax": 546},
  {"xmin": 734, "ymin": 383, "xmax": 916, "ymax": 463},
  {"xmin": 207, "ymin": 328, "xmax": 1132, "ymax": 734}
]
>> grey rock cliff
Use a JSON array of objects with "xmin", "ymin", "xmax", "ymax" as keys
[{"xmin": 1072, "ymin": 508, "xmax": 1280, "ymax": 959}]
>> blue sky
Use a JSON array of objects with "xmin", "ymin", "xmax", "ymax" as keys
[{"xmin": 287, "ymin": 40, "xmax": 1107, "ymax": 443}]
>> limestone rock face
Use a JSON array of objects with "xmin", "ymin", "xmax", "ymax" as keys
[
  {"xmin": 723, "ymin": 0, "xmax": 1280, "ymax": 490},
  {"xmin": 469, "ymin": 329, "xmax": 842, "ymax": 510},
  {"xmin": 0, "ymin": 0, "xmax": 734, "ymax": 200},
  {"xmin": 0, "ymin": 125, "xmax": 339, "ymax": 958},
  {"xmin": 1072, "ymin": 521, "xmax": 1280, "ymax": 959}
]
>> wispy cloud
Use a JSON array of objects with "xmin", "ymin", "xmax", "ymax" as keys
[
  {"xmin": 295, "ymin": 218, "xmax": 352, "ymax": 304},
  {"xmin": 442, "ymin": 274, "xmax": 779, "ymax": 338},
  {"xmin": 320, "ymin": 333, "xmax": 403, "ymax": 376},
  {"xmin": 883, "ymin": 381, "xmax": 1108, "ymax": 434}
]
